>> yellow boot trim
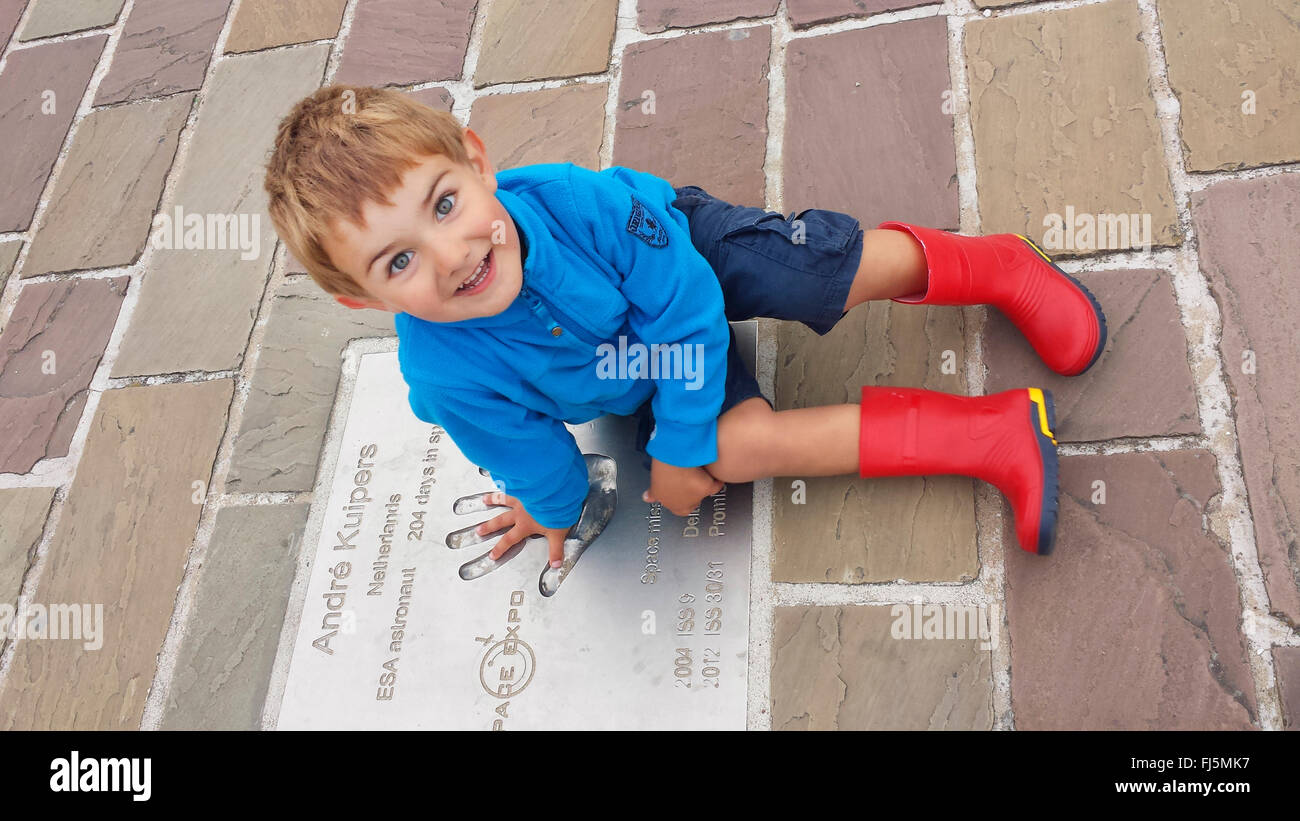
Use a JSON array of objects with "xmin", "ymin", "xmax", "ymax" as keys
[
  {"xmin": 1027, "ymin": 387, "xmax": 1057, "ymax": 445},
  {"xmin": 1014, "ymin": 233, "xmax": 1055, "ymax": 264}
]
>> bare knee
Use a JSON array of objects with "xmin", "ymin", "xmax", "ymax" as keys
[{"xmin": 706, "ymin": 398, "xmax": 773, "ymax": 483}]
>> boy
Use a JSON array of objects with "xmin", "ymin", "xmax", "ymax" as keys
[{"xmin": 264, "ymin": 86, "xmax": 1106, "ymax": 570}]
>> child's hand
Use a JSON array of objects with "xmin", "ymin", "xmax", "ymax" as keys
[
  {"xmin": 479, "ymin": 492, "xmax": 573, "ymax": 568},
  {"xmin": 642, "ymin": 458, "xmax": 724, "ymax": 517}
]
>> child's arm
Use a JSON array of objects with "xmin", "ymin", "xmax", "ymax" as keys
[{"xmin": 407, "ymin": 380, "xmax": 589, "ymax": 564}]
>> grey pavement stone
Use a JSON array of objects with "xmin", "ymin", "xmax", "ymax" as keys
[
  {"xmin": 1191, "ymin": 173, "xmax": 1300, "ymax": 626},
  {"xmin": 93, "ymin": 0, "xmax": 230, "ymax": 106},
  {"xmin": 784, "ymin": 15, "xmax": 958, "ymax": 230},
  {"xmin": 0, "ymin": 35, "xmax": 107, "ymax": 232},
  {"xmin": 1005, "ymin": 450, "xmax": 1256, "ymax": 730},
  {"xmin": 225, "ymin": 0, "xmax": 345, "ymax": 53},
  {"xmin": 771, "ymin": 605, "xmax": 993, "ymax": 729},
  {"xmin": 613, "ymin": 26, "xmax": 770, "ymax": 205},
  {"xmin": 335, "ymin": 0, "xmax": 476, "ymax": 88},
  {"xmin": 965, "ymin": 1, "xmax": 1180, "ymax": 257},
  {"xmin": 1274, "ymin": 646, "xmax": 1300, "ymax": 731},
  {"xmin": 475, "ymin": 0, "xmax": 616, "ymax": 87},
  {"xmin": 160, "ymin": 503, "xmax": 309, "ymax": 730},
  {"xmin": 17, "ymin": 0, "xmax": 120, "ymax": 40},
  {"xmin": 112, "ymin": 44, "xmax": 330, "ymax": 377},
  {"xmin": 983, "ymin": 268, "xmax": 1200, "ymax": 442},
  {"xmin": 0, "ymin": 277, "xmax": 129, "ymax": 474},
  {"xmin": 468, "ymin": 83, "xmax": 607, "ymax": 171},
  {"xmin": 0, "ymin": 0, "xmax": 27, "ymax": 45},
  {"xmin": 0, "ymin": 379, "xmax": 232, "ymax": 730},
  {"xmin": 0, "ymin": 486, "xmax": 56, "ymax": 658},
  {"xmin": 22, "ymin": 95, "xmax": 192, "ymax": 277},
  {"xmin": 0, "ymin": 240, "xmax": 20, "ymax": 294},
  {"xmin": 225, "ymin": 278, "xmax": 394, "ymax": 493}
]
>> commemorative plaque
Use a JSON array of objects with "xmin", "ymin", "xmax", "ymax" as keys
[{"xmin": 276, "ymin": 323, "xmax": 756, "ymax": 729}]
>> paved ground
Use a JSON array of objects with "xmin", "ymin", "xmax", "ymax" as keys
[{"xmin": 0, "ymin": 0, "xmax": 1297, "ymax": 730}]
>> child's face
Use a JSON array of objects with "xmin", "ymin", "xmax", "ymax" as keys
[{"xmin": 324, "ymin": 129, "xmax": 523, "ymax": 323}]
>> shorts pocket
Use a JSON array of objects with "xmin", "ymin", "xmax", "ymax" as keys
[{"xmin": 719, "ymin": 207, "xmax": 858, "ymax": 275}]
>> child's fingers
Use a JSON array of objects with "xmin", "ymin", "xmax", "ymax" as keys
[
  {"xmin": 487, "ymin": 525, "xmax": 528, "ymax": 560},
  {"xmin": 546, "ymin": 531, "xmax": 566, "ymax": 569},
  {"xmin": 476, "ymin": 510, "xmax": 513, "ymax": 535},
  {"xmin": 487, "ymin": 491, "xmax": 518, "ymax": 508}
]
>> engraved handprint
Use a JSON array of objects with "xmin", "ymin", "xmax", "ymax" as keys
[{"xmin": 445, "ymin": 454, "xmax": 617, "ymax": 597}]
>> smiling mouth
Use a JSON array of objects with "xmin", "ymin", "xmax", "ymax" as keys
[{"xmin": 457, "ymin": 250, "xmax": 492, "ymax": 294}]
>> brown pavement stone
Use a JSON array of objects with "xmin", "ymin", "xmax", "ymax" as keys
[
  {"xmin": 1274, "ymin": 647, "xmax": 1300, "ymax": 730},
  {"xmin": 22, "ymin": 95, "xmax": 192, "ymax": 277},
  {"xmin": 0, "ymin": 35, "xmax": 108, "ymax": 232},
  {"xmin": 639, "ymin": 0, "xmax": 776, "ymax": 33},
  {"xmin": 0, "ymin": 0, "xmax": 28, "ymax": 46},
  {"xmin": 1157, "ymin": 0, "xmax": 1300, "ymax": 172},
  {"xmin": 160, "ymin": 503, "xmax": 308, "ymax": 730},
  {"xmin": 0, "ymin": 277, "xmax": 129, "ymax": 474},
  {"xmin": 613, "ymin": 26, "xmax": 770, "ymax": 205},
  {"xmin": 786, "ymin": 0, "xmax": 931, "ymax": 29},
  {"xmin": 469, "ymin": 84, "xmax": 607, "ymax": 172},
  {"xmin": 1006, "ymin": 450, "xmax": 1256, "ymax": 730},
  {"xmin": 0, "ymin": 240, "xmax": 20, "ymax": 294},
  {"xmin": 285, "ymin": 86, "xmax": 456, "ymax": 276},
  {"xmin": 1191, "ymin": 174, "xmax": 1300, "ymax": 627},
  {"xmin": 771, "ymin": 605, "xmax": 993, "ymax": 729},
  {"xmin": 17, "ymin": 0, "xmax": 120, "ymax": 40},
  {"xmin": 225, "ymin": 278, "xmax": 393, "ymax": 493},
  {"xmin": 93, "ymin": 0, "xmax": 230, "ymax": 106},
  {"xmin": 335, "ymin": 0, "xmax": 476, "ymax": 88},
  {"xmin": 784, "ymin": 15, "xmax": 958, "ymax": 231},
  {"xmin": 112, "ymin": 44, "xmax": 330, "ymax": 378},
  {"xmin": 983, "ymin": 268, "xmax": 1199, "ymax": 442},
  {"xmin": 0, "ymin": 487, "xmax": 56, "ymax": 657},
  {"xmin": 774, "ymin": 304, "xmax": 976, "ymax": 583},
  {"xmin": 965, "ymin": 1, "xmax": 1180, "ymax": 257},
  {"xmin": 225, "ymin": 0, "xmax": 345, "ymax": 54},
  {"xmin": 0, "ymin": 379, "xmax": 233, "ymax": 730},
  {"xmin": 475, "ymin": 0, "xmax": 616, "ymax": 88}
]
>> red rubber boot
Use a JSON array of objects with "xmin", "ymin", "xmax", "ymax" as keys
[
  {"xmin": 858, "ymin": 385, "xmax": 1061, "ymax": 555},
  {"xmin": 878, "ymin": 222, "xmax": 1107, "ymax": 376}
]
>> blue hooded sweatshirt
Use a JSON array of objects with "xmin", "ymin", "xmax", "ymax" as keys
[{"xmin": 394, "ymin": 163, "xmax": 729, "ymax": 529}]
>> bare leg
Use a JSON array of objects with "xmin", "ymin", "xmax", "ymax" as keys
[
  {"xmin": 705, "ymin": 397, "xmax": 860, "ymax": 483},
  {"xmin": 841, "ymin": 228, "xmax": 929, "ymax": 310}
]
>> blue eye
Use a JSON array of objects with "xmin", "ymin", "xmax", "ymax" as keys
[
  {"xmin": 386, "ymin": 192, "xmax": 456, "ymax": 277},
  {"xmin": 388, "ymin": 251, "xmax": 411, "ymax": 276},
  {"xmin": 436, "ymin": 192, "xmax": 455, "ymax": 216}
]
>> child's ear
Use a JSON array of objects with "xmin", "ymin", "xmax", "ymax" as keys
[{"xmin": 335, "ymin": 294, "xmax": 377, "ymax": 310}]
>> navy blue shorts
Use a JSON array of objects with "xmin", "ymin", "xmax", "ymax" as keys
[{"xmin": 632, "ymin": 184, "xmax": 865, "ymax": 466}]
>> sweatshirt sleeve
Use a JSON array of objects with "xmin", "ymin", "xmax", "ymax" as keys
[
  {"xmin": 570, "ymin": 165, "xmax": 730, "ymax": 467},
  {"xmin": 406, "ymin": 380, "xmax": 589, "ymax": 530}
]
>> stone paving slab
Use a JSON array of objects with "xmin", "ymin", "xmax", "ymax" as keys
[
  {"xmin": 784, "ymin": 15, "xmax": 958, "ymax": 230},
  {"xmin": 0, "ymin": 34, "xmax": 107, "ymax": 232},
  {"xmin": 983, "ymin": 268, "xmax": 1200, "ymax": 442},
  {"xmin": 225, "ymin": 0, "xmax": 346, "ymax": 54},
  {"xmin": 0, "ymin": 239, "xmax": 19, "ymax": 294},
  {"xmin": 335, "ymin": 0, "xmax": 476, "ymax": 88},
  {"xmin": 17, "ymin": 0, "xmax": 121, "ymax": 40},
  {"xmin": 771, "ymin": 605, "xmax": 993, "ymax": 729},
  {"xmin": 965, "ymin": 0, "xmax": 1180, "ymax": 256},
  {"xmin": 93, "ymin": 0, "xmax": 230, "ymax": 106},
  {"xmin": 613, "ymin": 26, "xmax": 770, "ymax": 205},
  {"xmin": 0, "ymin": 379, "xmax": 232, "ymax": 730},
  {"xmin": 1191, "ymin": 173, "xmax": 1300, "ymax": 627},
  {"xmin": 160, "ymin": 502, "xmax": 308, "ymax": 730},
  {"xmin": 786, "ymin": 0, "xmax": 931, "ymax": 29},
  {"xmin": 1273, "ymin": 646, "xmax": 1300, "ymax": 731},
  {"xmin": 22, "ymin": 94, "xmax": 192, "ymax": 277},
  {"xmin": 1005, "ymin": 450, "xmax": 1256, "ymax": 730},
  {"xmin": 475, "ymin": 0, "xmax": 616, "ymax": 87},
  {"xmin": 774, "ymin": 303, "xmax": 977, "ymax": 583},
  {"xmin": 0, "ymin": 276, "xmax": 129, "ymax": 474},
  {"xmin": 1157, "ymin": 0, "xmax": 1300, "ymax": 172},
  {"xmin": 0, "ymin": 486, "xmax": 55, "ymax": 658},
  {"xmin": 638, "ymin": 0, "xmax": 777, "ymax": 33},
  {"xmin": 0, "ymin": 0, "xmax": 26, "ymax": 46},
  {"xmin": 468, "ymin": 83, "xmax": 607, "ymax": 171},
  {"xmin": 112, "ymin": 44, "xmax": 329, "ymax": 377},
  {"xmin": 225, "ymin": 278, "xmax": 393, "ymax": 494}
]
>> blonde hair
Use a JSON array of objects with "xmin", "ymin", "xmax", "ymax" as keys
[{"xmin": 263, "ymin": 84, "xmax": 471, "ymax": 298}]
